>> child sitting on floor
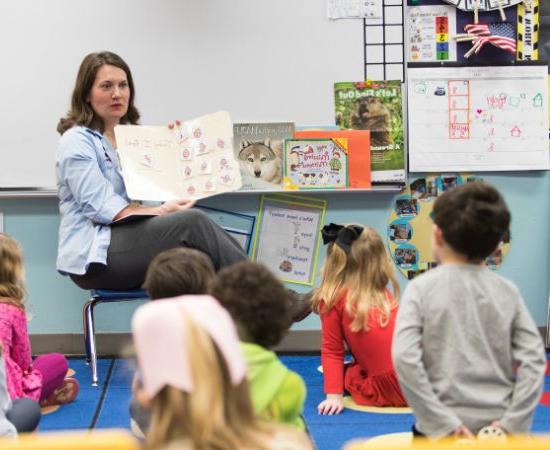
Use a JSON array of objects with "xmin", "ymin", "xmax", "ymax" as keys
[
  {"xmin": 0, "ymin": 342, "xmax": 41, "ymax": 436},
  {"xmin": 392, "ymin": 181, "xmax": 546, "ymax": 440},
  {"xmin": 210, "ymin": 261, "xmax": 307, "ymax": 429},
  {"xmin": 0, "ymin": 233, "xmax": 78, "ymax": 408},
  {"xmin": 130, "ymin": 247, "xmax": 215, "ymax": 437},
  {"xmin": 312, "ymin": 223, "xmax": 406, "ymax": 415},
  {"xmin": 132, "ymin": 296, "xmax": 312, "ymax": 450}
]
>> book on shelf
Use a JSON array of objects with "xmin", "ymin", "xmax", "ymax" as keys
[
  {"xmin": 233, "ymin": 122, "xmax": 295, "ymax": 191},
  {"xmin": 294, "ymin": 129, "xmax": 371, "ymax": 188},
  {"xmin": 283, "ymin": 138, "xmax": 348, "ymax": 190},
  {"xmin": 334, "ymin": 80, "xmax": 405, "ymax": 184}
]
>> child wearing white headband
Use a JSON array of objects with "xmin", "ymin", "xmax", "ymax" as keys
[{"xmin": 132, "ymin": 295, "xmax": 312, "ymax": 450}]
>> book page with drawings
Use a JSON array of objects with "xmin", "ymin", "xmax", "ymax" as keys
[
  {"xmin": 408, "ymin": 64, "xmax": 549, "ymax": 172},
  {"xmin": 115, "ymin": 111, "xmax": 241, "ymax": 201}
]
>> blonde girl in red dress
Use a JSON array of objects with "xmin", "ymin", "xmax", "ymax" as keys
[{"xmin": 312, "ymin": 223, "xmax": 406, "ymax": 415}]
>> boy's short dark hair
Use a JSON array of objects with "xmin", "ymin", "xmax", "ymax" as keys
[
  {"xmin": 209, "ymin": 261, "xmax": 292, "ymax": 348},
  {"xmin": 432, "ymin": 181, "xmax": 510, "ymax": 260},
  {"xmin": 143, "ymin": 247, "xmax": 215, "ymax": 300}
]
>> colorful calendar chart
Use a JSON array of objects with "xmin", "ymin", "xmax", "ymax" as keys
[
  {"xmin": 408, "ymin": 5, "xmax": 457, "ymax": 62},
  {"xmin": 408, "ymin": 64, "xmax": 550, "ymax": 172}
]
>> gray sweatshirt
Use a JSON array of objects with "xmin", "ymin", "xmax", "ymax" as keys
[
  {"xmin": 0, "ymin": 352, "xmax": 17, "ymax": 438},
  {"xmin": 392, "ymin": 264, "xmax": 546, "ymax": 438}
]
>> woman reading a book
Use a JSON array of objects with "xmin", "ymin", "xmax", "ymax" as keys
[{"xmin": 54, "ymin": 51, "xmax": 247, "ymax": 292}]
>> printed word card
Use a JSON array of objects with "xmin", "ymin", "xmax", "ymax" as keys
[{"xmin": 408, "ymin": 64, "xmax": 549, "ymax": 172}]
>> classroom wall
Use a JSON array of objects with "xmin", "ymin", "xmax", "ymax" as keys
[{"xmin": 1, "ymin": 171, "xmax": 548, "ymax": 335}]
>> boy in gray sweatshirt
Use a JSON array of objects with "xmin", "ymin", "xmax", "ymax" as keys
[{"xmin": 392, "ymin": 181, "xmax": 546, "ymax": 440}]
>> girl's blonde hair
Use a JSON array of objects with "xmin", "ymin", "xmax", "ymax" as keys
[
  {"xmin": 312, "ymin": 226, "xmax": 399, "ymax": 332},
  {"xmin": 144, "ymin": 312, "xmax": 273, "ymax": 450},
  {"xmin": 0, "ymin": 233, "xmax": 26, "ymax": 309}
]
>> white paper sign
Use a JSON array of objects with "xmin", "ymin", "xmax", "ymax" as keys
[
  {"xmin": 115, "ymin": 111, "xmax": 242, "ymax": 201},
  {"xmin": 327, "ymin": 0, "xmax": 382, "ymax": 19},
  {"xmin": 408, "ymin": 64, "xmax": 550, "ymax": 172},
  {"xmin": 254, "ymin": 198, "xmax": 324, "ymax": 285}
]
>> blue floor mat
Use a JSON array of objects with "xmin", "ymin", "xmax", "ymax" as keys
[
  {"xmin": 95, "ymin": 359, "xmax": 134, "ymax": 429},
  {"xmin": 39, "ymin": 355, "xmax": 550, "ymax": 450},
  {"xmin": 39, "ymin": 358, "xmax": 112, "ymax": 431}
]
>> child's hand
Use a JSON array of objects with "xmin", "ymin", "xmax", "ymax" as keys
[{"xmin": 318, "ymin": 394, "xmax": 344, "ymax": 415}]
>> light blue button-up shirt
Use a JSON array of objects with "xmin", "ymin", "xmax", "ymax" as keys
[{"xmin": 56, "ymin": 126, "xmax": 130, "ymax": 275}]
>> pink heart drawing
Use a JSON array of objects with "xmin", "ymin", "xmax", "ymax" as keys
[{"xmin": 476, "ymin": 108, "xmax": 482, "ymax": 115}]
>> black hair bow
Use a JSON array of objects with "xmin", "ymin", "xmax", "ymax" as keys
[{"xmin": 321, "ymin": 223, "xmax": 364, "ymax": 253}]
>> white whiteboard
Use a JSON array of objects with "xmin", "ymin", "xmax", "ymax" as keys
[
  {"xmin": 408, "ymin": 64, "xmax": 550, "ymax": 172},
  {"xmin": 0, "ymin": 0, "xmax": 363, "ymax": 189}
]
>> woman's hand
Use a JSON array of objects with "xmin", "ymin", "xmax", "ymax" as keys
[
  {"xmin": 318, "ymin": 394, "xmax": 344, "ymax": 415},
  {"xmin": 159, "ymin": 198, "xmax": 196, "ymax": 215}
]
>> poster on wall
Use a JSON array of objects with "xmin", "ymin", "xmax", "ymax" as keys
[
  {"xmin": 387, "ymin": 174, "xmax": 511, "ymax": 280},
  {"xmin": 408, "ymin": 5, "xmax": 457, "ymax": 62},
  {"xmin": 408, "ymin": 63, "xmax": 550, "ymax": 172},
  {"xmin": 252, "ymin": 194, "xmax": 326, "ymax": 285}
]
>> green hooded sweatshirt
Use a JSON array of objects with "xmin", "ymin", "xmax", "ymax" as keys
[{"xmin": 241, "ymin": 342, "xmax": 306, "ymax": 430}]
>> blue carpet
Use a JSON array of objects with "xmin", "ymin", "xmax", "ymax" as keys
[
  {"xmin": 40, "ymin": 358, "xmax": 112, "ymax": 431},
  {"xmin": 95, "ymin": 359, "xmax": 134, "ymax": 429},
  {"xmin": 39, "ymin": 355, "xmax": 550, "ymax": 450}
]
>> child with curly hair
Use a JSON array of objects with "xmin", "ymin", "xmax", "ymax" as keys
[{"xmin": 209, "ymin": 261, "xmax": 307, "ymax": 429}]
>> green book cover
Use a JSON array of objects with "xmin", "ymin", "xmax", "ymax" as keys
[{"xmin": 334, "ymin": 80, "xmax": 405, "ymax": 183}]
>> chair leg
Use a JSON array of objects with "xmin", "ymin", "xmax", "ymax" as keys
[
  {"xmin": 85, "ymin": 299, "xmax": 100, "ymax": 386},
  {"xmin": 82, "ymin": 301, "xmax": 92, "ymax": 363}
]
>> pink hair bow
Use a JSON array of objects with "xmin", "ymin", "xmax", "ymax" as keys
[{"xmin": 132, "ymin": 295, "xmax": 246, "ymax": 398}]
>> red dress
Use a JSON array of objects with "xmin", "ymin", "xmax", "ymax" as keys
[{"xmin": 320, "ymin": 291, "xmax": 406, "ymax": 407}]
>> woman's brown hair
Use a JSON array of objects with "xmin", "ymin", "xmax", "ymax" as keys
[{"xmin": 57, "ymin": 51, "xmax": 140, "ymax": 134}]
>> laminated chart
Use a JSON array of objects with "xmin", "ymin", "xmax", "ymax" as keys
[{"xmin": 407, "ymin": 64, "xmax": 549, "ymax": 172}]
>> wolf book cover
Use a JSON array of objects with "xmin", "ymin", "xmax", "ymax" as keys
[
  {"xmin": 334, "ymin": 80, "xmax": 405, "ymax": 184},
  {"xmin": 233, "ymin": 122, "xmax": 295, "ymax": 191}
]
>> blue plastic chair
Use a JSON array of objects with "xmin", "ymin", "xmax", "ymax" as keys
[{"xmin": 82, "ymin": 289, "xmax": 148, "ymax": 386}]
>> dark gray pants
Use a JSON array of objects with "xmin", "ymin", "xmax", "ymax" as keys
[{"xmin": 70, "ymin": 209, "xmax": 247, "ymax": 290}]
